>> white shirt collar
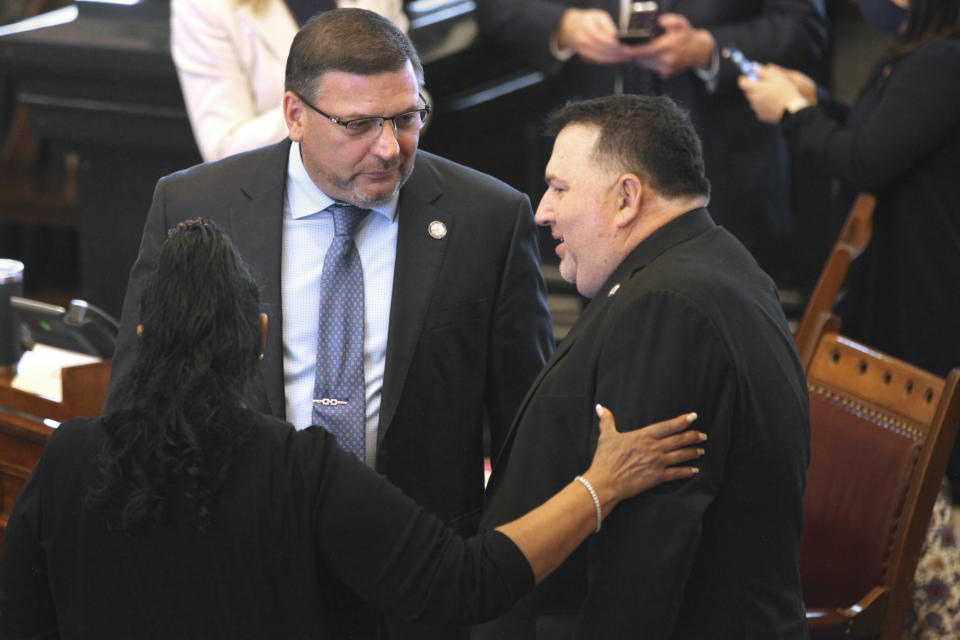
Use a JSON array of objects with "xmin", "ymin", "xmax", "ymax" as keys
[{"xmin": 287, "ymin": 141, "xmax": 399, "ymax": 222}]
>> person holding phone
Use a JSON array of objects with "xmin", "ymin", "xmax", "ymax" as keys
[
  {"xmin": 739, "ymin": 6, "xmax": 960, "ymax": 633},
  {"xmin": 476, "ymin": 0, "xmax": 828, "ymax": 284},
  {"xmin": 738, "ymin": 0, "xmax": 959, "ymax": 381}
]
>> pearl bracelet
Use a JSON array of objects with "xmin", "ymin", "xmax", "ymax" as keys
[{"xmin": 574, "ymin": 475, "xmax": 602, "ymax": 533}]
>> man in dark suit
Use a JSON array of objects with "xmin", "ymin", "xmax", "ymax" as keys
[
  {"xmin": 474, "ymin": 95, "xmax": 810, "ymax": 639},
  {"xmin": 476, "ymin": 0, "xmax": 827, "ymax": 278},
  {"xmin": 107, "ymin": 9, "xmax": 553, "ymax": 639}
]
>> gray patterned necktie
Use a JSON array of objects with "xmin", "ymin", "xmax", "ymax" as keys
[{"xmin": 312, "ymin": 202, "xmax": 369, "ymax": 460}]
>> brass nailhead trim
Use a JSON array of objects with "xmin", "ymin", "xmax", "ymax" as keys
[{"xmin": 808, "ymin": 382, "xmax": 923, "ymax": 440}]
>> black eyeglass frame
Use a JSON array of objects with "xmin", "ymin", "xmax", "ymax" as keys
[{"xmin": 295, "ymin": 92, "xmax": 432, "ymax": 135}]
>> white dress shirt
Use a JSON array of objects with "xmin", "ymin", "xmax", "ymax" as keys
[{"xmin": 282, "ymin": 142, "xmax": 398, "ymax": 466}]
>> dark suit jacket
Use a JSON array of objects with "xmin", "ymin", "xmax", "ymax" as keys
[
  {"xmin": 476, "ymin": 0, "xmax": 828, "ymax": 250},
  {"xmin": 106, "ymin": 139, "xmax": 554, "ymax": 637},
  {"xmin": 477, "ymin": 209, "xmax": 810, "ymax": 639}
]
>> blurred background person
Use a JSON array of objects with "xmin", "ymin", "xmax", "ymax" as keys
[
  {"xmin": 476, "ymin": 0, "xmax": 829, "ymax": 288},
  {"xmin": 739, "ymin": 0, "xmax": 960, "ymax": 635},
  {"xmin": 739, "ymin": 0, "xmax": 959, "ymax": 378},
  {"xmin": 738, "ymin": 0, "xmax": 958, "ymax": 429},
  {"xmin": 0, "ymin": 218, "xmax": 704, "ymax": 639},
  {"xmin": 172, "ymin": 0, "xmax": 408, "ymax": 161}
]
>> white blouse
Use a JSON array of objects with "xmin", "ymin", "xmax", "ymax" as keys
[{"xmin": 171, "ymin": 0, "xmax": 409, "ymax": 161}]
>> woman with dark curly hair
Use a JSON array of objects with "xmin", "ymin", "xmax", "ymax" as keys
[{"xmin": 0, "ymin": 219, "xmax": 703, "ymax": 639}]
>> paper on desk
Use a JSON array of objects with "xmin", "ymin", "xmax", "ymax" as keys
[{"xmin": 11, "ymin": 344, "xmax": 103, "ymax": 403}]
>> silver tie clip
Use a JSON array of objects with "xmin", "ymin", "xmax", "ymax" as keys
[{"xmin": 314, "ymin": 398, "xmax": 349, "ymax": 406}]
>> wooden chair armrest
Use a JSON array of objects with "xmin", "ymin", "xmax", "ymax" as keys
[{"xmin": 843, "ymin": 586, "xmax": 890, "ymax": 638}]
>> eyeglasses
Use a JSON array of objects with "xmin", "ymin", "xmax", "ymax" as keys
[{"xmin": 296, "ymin": 92, "xmax": 432, "ymax": 138}]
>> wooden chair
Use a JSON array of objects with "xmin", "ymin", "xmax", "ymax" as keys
[
  {"xmin": 800, "ymin": 315, "xmax": 960, "ymax": 639},
  {"xmin": 794, "ymin": 193, "xmax": 876, "ymax": 367}
]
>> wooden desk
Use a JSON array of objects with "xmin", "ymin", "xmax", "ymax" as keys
[{"xmin": 0, "ymin": 359, "xmax": 109, "ymax": 555}]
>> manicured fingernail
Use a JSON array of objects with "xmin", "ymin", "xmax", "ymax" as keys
[
  {"xmin": 690, "ymin": 467, "xmax": 699, "ymax": 474},
  {"xmin": 697, "ymin": 448, "xmax": 705, "ymax": 456},
  {"xmin": 688, "ymin": 412, "xmax": 698, "ymax": 422},
  {"xmin": 595, "ymin": 404, "xmax": 604, "ymax": 417},
  {"xmin": 699, "ymin": 432, "xmax": 708, "ymax": 441}
]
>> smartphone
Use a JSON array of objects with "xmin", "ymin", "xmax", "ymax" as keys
[
  {"xmin": 618, "ymin": 1, "xmax": 660, "ymax": 44},
  {"xmin": 721, "ymin": 46, "xmax": 759, "ymax": 80}
]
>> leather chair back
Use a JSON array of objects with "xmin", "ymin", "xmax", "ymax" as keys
[{"xmin": 800, "ymin": 320, "xmax": 960, "ymax": 639}]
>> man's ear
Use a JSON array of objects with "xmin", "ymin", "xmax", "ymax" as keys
[
  {"xmin": 613, "ymin": 173, "xmax": 643, "ymax": 228},
  {"xmin": 283, "ymin": 91, "xmax": 306, "ymax": 142}
]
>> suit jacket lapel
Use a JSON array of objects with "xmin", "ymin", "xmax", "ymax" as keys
[
  {"xmin": 488, "ymin": 301, "xmax": 594, "ymax": 477},
  {"xmin": 377, "ymin": 156, "xmax": 449, "ymax": 445},
  {"xmin": 230, "ymin": 141, "xmax": 290, "ymax": 419}
]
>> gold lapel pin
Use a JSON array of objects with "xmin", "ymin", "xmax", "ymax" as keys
[{"xmin": 428, "ymin": 220, "xmax": 447, "ymax": 239}]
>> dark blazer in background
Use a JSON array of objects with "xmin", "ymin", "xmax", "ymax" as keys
[
  {"xmin": 476, "ymin": 209, "xmax": 811, "ymax": 639},
  {"xmin": 106, "ymin": 139, "xmax": 554, "ymax": 638},
  {"xmin": 477, "ymin": 0, "xmax": 828, "ymax": 254}
]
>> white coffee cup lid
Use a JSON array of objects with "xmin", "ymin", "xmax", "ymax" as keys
[{"xmin": 0, "ymin": 259, "xmax": 25, "ymax": 284}]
